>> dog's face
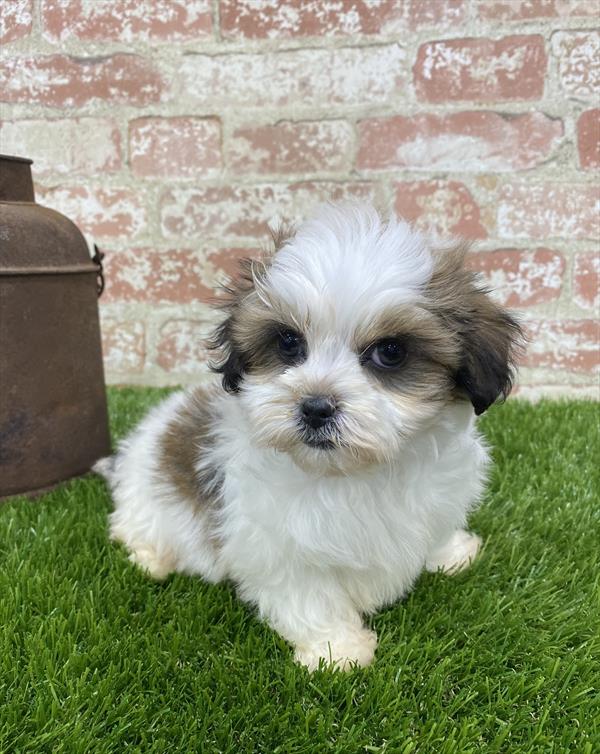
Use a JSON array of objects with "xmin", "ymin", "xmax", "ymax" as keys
[{"xmin": 210, "ymin": 205, "xmax": 521, "ymax": 474}]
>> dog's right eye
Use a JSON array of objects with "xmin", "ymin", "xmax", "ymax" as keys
[
  {"xmin": 277, "ymin": 329, "xmax": 306, "ymax": 363},
  {"xmin": 371, "ymin": 338, "xmax": 407, "ymax": 369}
]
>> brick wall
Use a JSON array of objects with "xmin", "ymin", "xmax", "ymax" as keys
[{"xmin": 1, "ymin": 0, "xmax": 598, "ymax": 398}]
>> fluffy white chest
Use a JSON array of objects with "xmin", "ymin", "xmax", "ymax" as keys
[{"xmin": 213, "ymin": 401, "xmax": 488, "ymax": 613}]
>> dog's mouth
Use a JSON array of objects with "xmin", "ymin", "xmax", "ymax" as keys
[
  {"xmin": 297, "ymin": 422, "xmax": 337, "ymax": 450},
  {"xmin": 302, "ymin": 435, "xmax": 335, "ymax": 450}
]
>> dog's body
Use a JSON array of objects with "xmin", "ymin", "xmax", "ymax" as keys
[{"xmin": 99, "ymin": 204, "xmax": 521, "ymax": 670}]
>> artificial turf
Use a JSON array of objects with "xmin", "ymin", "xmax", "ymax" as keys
[{"xmin": 1, "ymin": 388, "xmax": 598, "ymax": 753}]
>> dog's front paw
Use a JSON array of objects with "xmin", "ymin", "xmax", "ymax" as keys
[
  {"xmin": 426, "ymin": 529, "xmax": 482, "ymax": 574},
  {"xmin": 127, "ymin": 543, "xmax": 176, "ymax": 581},
  {"xmin": 294, "ymin": 628, "xmax": 377, "ymax": 672}
]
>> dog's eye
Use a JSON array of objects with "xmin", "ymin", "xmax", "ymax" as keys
[
  {"xmin": 277, "ymin": 329, "xmax": 305, "ymax": 362},
  {"xmin": 370, "ymin": 339, "xmax": 407, "ymax": 369}
]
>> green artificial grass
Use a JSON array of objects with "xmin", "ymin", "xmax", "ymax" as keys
[{"xmin": 1, "ymin": 389, "xmax": 599, "ymax": 754}]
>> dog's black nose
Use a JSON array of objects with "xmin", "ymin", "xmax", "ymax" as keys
[{"xmin": 300, "ymin": 396, "xmax": 337, "ymax": 429}]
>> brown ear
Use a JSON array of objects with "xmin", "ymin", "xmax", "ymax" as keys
[
  {"xmin": 454, "ymin": 293, "xmax": 523, "ymax": 415},
  {"xmin": 206, "ymin": 225, "xmax": 294, "ymax": 393},
  {"xmin": 428, "ymin": 244, "xmax": 524, "ymax": 415},
  {"xmin": 206, "ymin": 258, "xmax": 256, "ymax": 393},
  {"xmin": 207, "ymin": 317, "xmax": 248, "ymax": 393}
]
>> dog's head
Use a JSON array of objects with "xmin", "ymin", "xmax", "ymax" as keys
[{"xmin": 209, "ymin": 204, "xmax": 522, "ymax": 474}]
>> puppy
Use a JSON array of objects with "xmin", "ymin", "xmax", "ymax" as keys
[{"xmin": 97, "ymin": 203, "xmax": 522, "ymax": 671}]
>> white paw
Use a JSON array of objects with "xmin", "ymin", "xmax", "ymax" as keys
[
  {"xmin": 127, "ymin": 543, "xmax": 176, "ymax": 581},
  {"xmin": 426, "ymin": 529, "xmax": 482, "ymax": 574},
  {"xmin": 294, "ymin": 628, "xmax": 377, "ymax": 672}
]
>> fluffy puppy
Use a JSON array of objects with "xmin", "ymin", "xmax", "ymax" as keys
[{"xmin": 97, "ymin": 203, "xmax": 522, "ymax": 671}]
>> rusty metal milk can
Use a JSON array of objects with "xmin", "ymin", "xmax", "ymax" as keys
[{"xmin": 0, "ymin": 154, "xmax": 111, "ymax": 500}]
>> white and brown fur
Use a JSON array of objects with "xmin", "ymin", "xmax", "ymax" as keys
[{"xmin": 97, "ymin": 203, "xmax": 522, "ymax": 670}]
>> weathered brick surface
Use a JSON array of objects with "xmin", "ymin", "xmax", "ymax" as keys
[
  {"xmin": 228, "ymin": 121, "xmax": 354, "ymax": 174},
  {"xmin": 0, "ymin": 54, "xmax": 164, "ymax": 107},
  {"xmin": 41, "ymin": 0, "xmax": 211, "ymax": 42},
  {"xmin": 477, "ymin": 1, "xmax": 598, "ymax": 20},
  {"xmin": 468, "ymin": 249, "xmax": 565, "ymax": 307},
  {"xmin": 160, "ymin": 182, "xmax": 377, "ymax": 239},
  {"xmin": 156, "ymin": 320, "xmax": 210, "ymax": 375},
  {"xmin": 523, "ymin": 320, "xmax": 600, "ymax": 373},
  {"xmin": 103, "ymin": 248, "xmax": 212, "ymax": 304},
  {"xmin": 220, "ymin": 0, "xmax": 405, "ymax": 38},
  {"xmin": 409, "ymin": 0, "xmax": 467, "ymax": 28},
  {"xmin": 129, "ymin": 117, "xmax": 221, "ymax": 178},
  {"xmin": 0, "ymin": 119, "xmax": 121, "ymax": 176},
  {"xmin": 573, "ymin": 253, "xmax": 600, "ymax": 312},
  {"xmin": 100, "ymin": 319, "xmax": 146, "ymax": 374},
  {"xmin": 577, "ymin": 109, "xmax": 600, "ymax": 170},
  {"xmin": 179, "ymin": 45, "xmax": 405, "ymax": 108},
  {"xmin": 39, "ymin": 186, "xmax": 147, "ymax": 239},
  {"xmin": 0, "ymin": 0, "xmax": 32, "ymax": 43},
  {"xmin": 497, "ymin": 183, "xmax": 600, "ymax": 240},
  {"xmin": 1, "ymin": 1, "xmax": 597, "ymax": 394},
  {"xmin": 414, "ymin": 36, "xmax": 547, "ymax": 102},
  {"xmin": 358, "ymin": 112, "xmax": 563, "ymax": 171},
  {"xmin": 394, "ymin": 180, "xmax": 486, "ymax": 239},
  {"xmin": 552, "ymin": 31, "xmax": 600, "ymax": 99}
]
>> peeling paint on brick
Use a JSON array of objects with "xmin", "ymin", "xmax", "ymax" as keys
[
  {"xmin": 0, "ymin": 0, "xmax": 33, "ymax": 43},
  {"xmin": 2, "ymin": 2, "xmax": 597, "ymax": 394}
]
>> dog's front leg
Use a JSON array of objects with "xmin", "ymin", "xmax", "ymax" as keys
[{"xmin": 251, "ymin": 575, "xmax": 377, "ymax": 671}]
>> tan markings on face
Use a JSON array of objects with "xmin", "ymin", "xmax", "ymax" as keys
[
  {"xmin": 158, "ymin": 387, "xmax": 223, "ymax": 549},
  {"xmin": 350, "ymin": 304, "xmax": 460, "ymax": 404},
  {"xmin": 353, "ymin": 304, "xmax": 460, "ymax": 369},
  {"xmin": 207, "ymin": 222, "xmax": 309, "ymax": 381},
  {"xmin": 229, "ymin": 290, "xmax": 307, "ymax": 377}
]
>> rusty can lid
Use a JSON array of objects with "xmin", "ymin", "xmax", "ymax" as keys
[
  {"xmin": 0, "ymin": 154, "xmax": 33, "ymax": 164},
  {"xmin": 0, "ymin": 202, "xmax": 98, "ymax": 275},
  {"xmin": 0, "ymin": 153, "xmax": 35, "ymax": 202}
]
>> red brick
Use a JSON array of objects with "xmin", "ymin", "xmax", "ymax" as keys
[
  {"xmin": 0, "ymin": 119, "xmax": 121, "ymax": 176},
  {"xmin": 0, "ymin": 54, "xmax": 164, "ymax": 107},
  {"xmin": 180, "ymin": 45, "xmax": 405, "ymax": 108},
  {"xmin": 0, "ymin": 0, "xmax": 32, "ymax": 43},
  {"xmin": 103, "ymin": 245, "xmax": 256, "ymax": 305},
  {"xmin": 357, "ymin": 111, "xmax": 562, "ymax": 172},
  {"xmin": 38, "ymin": 185, "xmax": 147, "ymax": 239},
  {"xmin": 205, "ymin": 247, "xmax": 260, "ymax": 282},
  {"xmin": 573, "ymin": 253, "xmax": 599, "ymax": 312},
  {"xmin": 577, "ymin": 109, "xmax": 600, "ymax": 170},
  {"xmin": 41, "ymin": 0, "xmax": 211, "ymax": 42},
  {"xmin": 497, "ymin": 183, "xmax": 600, "ymax": 240},
  {"xmin": 409, "ymin": 0, "xmax": 467, "ymax": 28},
  {"xmin": 552, "ymin": 31, "xmax": 599, "ymax": 99},
  {"xmin": 394, "ymin": 180, "xmax": 486, "ymax": 239},
  {"xmin": 156, "ymin": 320, "xmax": 210, "ymax": 375},
  {"xmin": 228, "ymin": 121, "xmax": 354, "ymax": 174},
  {"xmin": 220, "ymin": 0, "xmax": 405, "ymax": 38},
  {"xmin": 523, "ymin": 320, "xmax": 599, "ymax": 373},
  {"xmin": 477, "ymin": 0, "xmax": 598, "ymax": 19},
  {"xmin": 100, "ymin": 319, "xmax": 145, "ymax": 374},
  {"xmin": 129, "ymin": 117, "xmax": 221, "ymax": 179},
  {"xmin": 468, "ymin": 248, "xmax": 565, "ymax": 307},
  {"xmin": 103, "ymin": 248, "xmax": 212, "ymax": 304},
  {"xmin": 160, "ymin": 181, "xmax": 377, "ymax": 239},
  {"xmin": 414, "ymin": 36, "xmax": 547, "ymax": 103}
]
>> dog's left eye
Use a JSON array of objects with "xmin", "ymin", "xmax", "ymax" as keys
[
  {"xmin": 369, "ymin": 339, "xmax": 407, "ymax": 369},
  {"xmin": 277, "ymin": 329, "xmax": 305, "ymax": 362}
]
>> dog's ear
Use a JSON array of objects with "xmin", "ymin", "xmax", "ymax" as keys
[
  {"xmin": 454, "ymin": 293, "xmax": 522, "ymax": 415},
  {"xmin": 207, "ymin": 259, "xmax": 256, "ymax": 393},
  {"xmin": 428, "ymin": 244, "xmax": 524, "ymax": 415},
  {"xmin": 206, "ymin": 226, "xmax": 293, "ymax": 393},
  {"xmin": 207, "ymin": 317, "xmax": 248, "ymax": 393}
]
